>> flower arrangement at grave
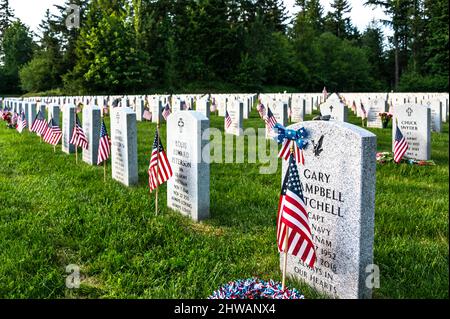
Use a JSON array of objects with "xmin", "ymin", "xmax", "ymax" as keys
[
  {"xmin": 208, "ymin": 278, "xmax": 304, "ymax": 299},
  {"xmin": 1, "ymin": 111, "xmax": 15, "ymax": 128},
  {"xmin": 378, "ymin": 112, "xmax": 393, "ymax": 128},
  {"xmin": 1, "ymin": 110, "xmax": 10, "ymax": 122},
  {"xmin": 376, "ymin": 152, "xmax": 435, "ymax": 166}
]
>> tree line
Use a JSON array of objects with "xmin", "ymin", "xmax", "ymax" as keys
[{"xmin": 0, "ymin": 0, "xmax": 448, "ymax": 95}]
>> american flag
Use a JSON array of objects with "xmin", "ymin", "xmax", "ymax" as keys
[
  {"xmin": 322, "ymin": 87, "xmax": 328, "ymax": 101},
  {"xmin": 393, "ymin": 125, "xmax": 408, "ymax": 163},
  {"xmin": 30, "ymin": 111, "xmax": 48, "ymax": 135},
  {"xmin": 257, "ymin": 103, "xmax": 266, "ymax": 119},
  {"xmin": 210, "ymin": 98, "xmax": 217, "ymax": 112},
  {"xmin": 162, "ymin": 103, "xmax": 172, "ymax": 120},
  {"xmin": 351, "ymin": 101, "xmax": 357, "ymax": 113},
  {"xmin": 143, "ymin": 109, "xmax": 152, "ymax": 121},
  {"xmin": 11, "ymin": 112, "xmax": 18, "ymax": 126},
  {"xmin": 225, "ymin": 110, "xmax": 232, "ymax": 129},
  {"xmin": 103, "ymin": 100, "xmax": 109, "ymax": 116},
  {"xmin": 97, "ymin": 120, "xmax": 111, "ymax": 165},
  {"xmin": 43, "ymin": 118, "xmax": 62, "ymax": 145},
  {"xmin": 278, "ymin": 140, "xmax": 305, "ymax": 165},
  {"xmin": 70, "ymin": 115, "xmax": 89, "ymax": 149},
  {"xmin": 277, "ymin": 153, "xmax": 316, "ymax": 269},
  {"xmin": 16, "ymin": 112, "xmax": 27, "ymax": 133},
  {"xmin": 360, "ymin": 101, "xmax": 367, "ymax": 119},
  {"xmin": 148, "ymin": 130, "xmax": 173, "ymax": 192},
  {"xmin": 265, "ymin": 107, "xmax": 278, "ymax": 132}
]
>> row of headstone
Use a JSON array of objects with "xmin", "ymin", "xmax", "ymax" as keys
[
  {"xmin": 10, "ymin": 95, "xmax": 436, "ymax": 300},
  {"xmin": 210, "ymin": 94, "xmax": 256, "ymax": 119},
  {"xmin": 340, "ymin": 92, "xmax": 448, "ymax": 133}
]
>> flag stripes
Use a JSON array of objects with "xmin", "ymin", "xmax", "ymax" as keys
[
  {"xmin": 43, "ymin": 118, "xmax": 62, "ymax": 145},
  {"xmin": 225, "ymin": 110, "xmax": 232, "ymax": 129},
  {"xmin": 278, "ymin": 140, "xmax": 305, "ymax": 165},
  {"xmin": 265, "ymin": 107, "xmax": 277, "ymax": 132},
  {"xmin": 70, "ymin": 115, "xmax": 89, "ymax": 149},
  {"xmin": 162, "ymin": 103, "xmax": 172, "ymax": 120},
  {"xmin": 148, "ymin": 131, "xmax": 173, "ymax": 192},
  {"xmin": 276, "ymin": 153, "xmax": 316, "ymax": 269},
  {"xmin": 16, "ymin": 112, "xmax": 27, "ymax": 133},
  {"xmin": 394, "ymin": 125, "xmax": 408, "ymax": 163},
  {"xmin": 31, "ymin": 111, "xmax": 47, "ymax": 135},
  {"xmin": 97, "ymin": 120, "xmax": 111, "ymax": 165}
]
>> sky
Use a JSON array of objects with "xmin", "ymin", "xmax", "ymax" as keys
[{"xmin": 10, "ymin": 0, "xmax": 392, "ymax": 36}]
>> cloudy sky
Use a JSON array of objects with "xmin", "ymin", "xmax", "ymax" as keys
[{"xmin": 10, "ymin": 0, "xmax": 391, "ymax": 35}]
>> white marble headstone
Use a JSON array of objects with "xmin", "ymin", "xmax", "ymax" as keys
[
  {"xmin": 281, "ymin": 120, "xmax": 376, "ymax": 299},
  {"xmin": 27, "ymin": 103, "xmax": 37, "ymax": 131},
  {"xmin": 425, "ymin": 100, "xmax": 442, "ymax": 133},
  {"xmin": 196, "ymin": 97, "xmax": 211, "ymax": 118},
  {"xmin": 225, "ymin": 101, "xmax": 244, "ymax": 136},
  {"xmin": 393, "ymin": 104, "xmax": 431, "ymax": 161},
  {"xmin": 291, "ymin": 98, "xmax": 305, "ymax": 123},
  {"xmin": 62, "ymin": 104, "xmax": 76, "ymax": 154},
  {"xmin": 135, "ymin": 99, "xmax": 145, "ymax": 122},
  {"xmin": 320, "ymin": 94, "xmax": 348, "ymax": 122},
  {"xmin": 366, "ymin": 99, "xmax": 388, "ymax": 128},
  {"xmin": 82, "ymin": 104, "xmax": 102, "ymax": 165},
  {"xmin": 48, "ymin": 104, "xmax": 60, "ymax": 127},
  {"xmin": 111, "ymin": 107, "xmax": 138, "ymax": 186},
  {"xmin": 167, "ymin": 111, "xmax": 210, "ymax": 221}
]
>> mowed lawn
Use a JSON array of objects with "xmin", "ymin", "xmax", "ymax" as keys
[{"xmin": 0, "ymin": 106, "xmax": 448, "ymax": 299}]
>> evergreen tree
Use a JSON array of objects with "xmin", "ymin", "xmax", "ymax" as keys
[
  {"xmin": 361, "ymin": 21, "xmax": 388, "ymax": 90},
  {"xmin": 0, "ymin": 0, "xmax": 14, "ymax": 37},
  {"xmin": 365, "ymin": 0, "xmax": 415, "ymax": 89},
  {"xmin": 69, "ymin": 0, "xmax": 151, "ymax": 93},
  {"xmin": 422, "ymin": 0, "xmax": 448, "ymax": 82},
  {"xmin": 1, "ymin": 20, "xmax": 35, "ymax": 93},
  {"xmin": 325, "ymin": 0, "xmax": 352, "ymax": 39}
]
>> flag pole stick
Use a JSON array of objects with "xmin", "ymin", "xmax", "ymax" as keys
[
  {"xmin": 282, "ymin": 228, "xmax": 289, "ymax": 291},
  {"xmin": 155, "ymin": 120, "xmax": 160, "ymax": 216},
  {"xmin": 104, "ymin": 160, "xmax": 106, "ymax": 182},
  {"xmin": 282, "ymin": 143, "xmax": 295, "ymax": 291}
]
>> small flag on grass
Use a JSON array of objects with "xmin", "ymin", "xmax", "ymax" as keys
[
  {"xmin": 394, "ymin": 126, "xmax": 408, "ymax": 163},
  {"xmin": 148, "ymin": 130, "xmax": 173, "ymax": 192},
  {"xmin": 70, "ymin": 115, "xmax": 89, "ymax": 149},
  {"xmin": 43, "ymin": 118, "xmax": 62, "ymax": 145},
  {"xmin": 225, "ymin": 110, "xmax": 232, "ymax": 129},
  {"xmin": 265, "ymin": 107, "xmax": 277, "ymax": 132},
  {"xmin": 97, "ymin": 120, "xmax": 111, "ymax": 165},
  {"xmin": 30, "ymin": 111, "xmax": 47, "ymax": 135},
  {"xmin": 162, "ymin": 103, "xmax": 172, "ymax": 120},
  {"xmin": 16, "ymin": 112, "xmax": 27, "ymax": 133}
]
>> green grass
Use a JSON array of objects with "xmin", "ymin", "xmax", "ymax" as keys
[{"xmin": 0, "ymin": 107, "xmax": 448, "ymax": 299}]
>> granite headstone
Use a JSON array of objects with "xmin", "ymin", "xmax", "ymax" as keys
[
  {"xmin": 281, "ymin": 120, "xmax": 376, "ymax": 299},
  {"xmin": 82, "ymin": 104, "xmax": 102, "ymax": 165},
  {"xmin": 167, "ymin": 111, "xmax": 210, "ymax": 221},
  {"xmin": 111, "ymin": 107, "xmax": 138, "ymax": 186}
]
